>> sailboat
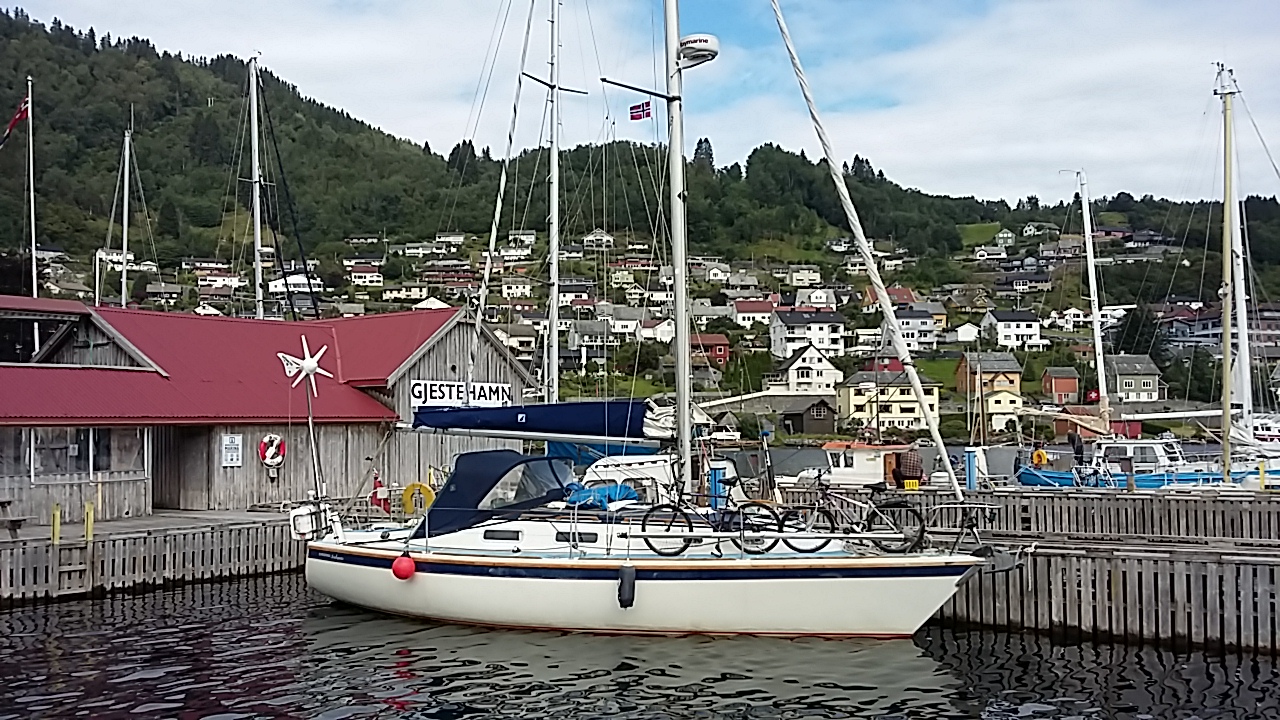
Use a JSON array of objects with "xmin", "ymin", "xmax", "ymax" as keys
[
  {"xmin": 289, "ymin": 0, "xmax": 986, "ymax": 637},
  {"xmin": 1018, "ymin": 66, "xmax": 1276, "ymax": 489}
]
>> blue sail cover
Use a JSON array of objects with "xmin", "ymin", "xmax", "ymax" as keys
[
  {"xmin": 412, "ymin": 400, "xmax": 653, "ymax": 439},
  {"xmin": 546, "ymin": 441, "xmax": 658, "ymax": 466}
]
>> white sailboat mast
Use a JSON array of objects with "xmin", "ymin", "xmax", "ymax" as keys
[
  {"xmin": 1216, "ymin": 64, "xmax": 1237, "ymax": 479},
  {"xmin": 664, "ymin": 0, "xmax": 694, "ymax": 493},
  {"xmin": 546, "ymin": 0, "xmax": 561, "ymax": 401},
  {"xmin": 1078, "ymin": 172, "xmax": 1110, "ymax": 426},
  {"xmin": 120, "ymin": 127, "xmax": 131, "ymax": 305},
  {"xmin": 249, "ymin": 57, "xmax": 265, "ymax": 320},
  {"xmin": 27, "ymin": 75, "xmax": 39, "ymax": 350},
  {"xmin": 1224, "ymin": 72, "xmax": 1253, "ymax": 435}
]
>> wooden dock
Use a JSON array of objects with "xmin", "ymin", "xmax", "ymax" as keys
[
  {"xmin": 889, "ymin": 488, "xmax": 1280, "ymax": 653},
  {"xmin": 0, "ymin": 510, "xmax": 304, "ymax": 604}
]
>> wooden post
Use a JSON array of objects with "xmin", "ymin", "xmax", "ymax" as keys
[
  {"xmin": 84, "ymin": 501, "xmax": 94, "ymax": 542},
  {"xmin": 51, "ymin": 503, "xmax": 60, "ymax": 545},
  {"xmin": 1260, "ymin": 461, "xmax": 1268, "ymax": 491}
]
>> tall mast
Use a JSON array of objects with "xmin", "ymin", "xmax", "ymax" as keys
[
  {"xmin": 27, "ymin": 76, "xmax": 38, "ymax": 350},
  {"xmin": 1224, "ymin": 70, "xmax": 1253, "ymax": 436},
  {"xmin": 1217, "ymin": 64, "xmax": 1236, "ymax": 480},
  {"xmin": 546, "ymin": 0, "xmax": 561, "ymax": 401},
  {"xmin": 664, "ymin": 0, "xmax": 693, "ymax": 492},
  {"xmin": 120, "ymin": 127, "xmax": 131, "ymax": 305},
  {"xmin": 1078, "ymin": 172, "xmax": 1110, "ymax": 428},
  {"xmin": 249, "ymin": 57, "xmax": 265, "ymax": 319}
]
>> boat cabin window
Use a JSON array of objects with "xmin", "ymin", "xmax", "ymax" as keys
[
  {"xmin": 827, "ymin": 451, "xmax": 843, "ymax": 468},
  {"xmin": 476, "ymin": 458, "xmax": 575, "ymax": 511},
  {"xmin": 483, "ymin": 529, "xmax": 522, "ymax": 541},
  {"xmin": 1162, "ymin": 442, "xmax": 1184, "ymax": 462},
  {"xmin": 1102, "ymin": 446, "xmax": 1130, "ymax": 459},
  {"xmin": 555, "ymin": 531, "xmax": 598, "ymax": 544},
  {"xmin": 1132, "ymin": 446, "xmax": 1158, "ymax": 464}
]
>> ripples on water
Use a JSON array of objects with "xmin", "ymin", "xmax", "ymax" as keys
[{"xmin": 1, "ymin": 574, "xmax": 1278, "ymax": 719}]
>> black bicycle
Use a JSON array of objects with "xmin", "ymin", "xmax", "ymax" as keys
[
  {"xmin": 639, "ymin": 476, "xmax": 782, "ymax": 557},
  {"xmin": 780, "ymin": 475, "xmax": 926, "ymax": 554}
]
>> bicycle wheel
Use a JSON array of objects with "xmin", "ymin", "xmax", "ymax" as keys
[
  {"xmin": 781, "ymin": 507, "xmax": 836, "ymax": 553},
  {"xmin": 640, "ymin": 504, "xmax": 694, "ymax": 556},
  {"xmin": 867, "ymin": 501, "xmax": 926, "ymax": 553},
  {"xmin": 729, "ymin": 501, "xmax": 782, "ymax": 555}
]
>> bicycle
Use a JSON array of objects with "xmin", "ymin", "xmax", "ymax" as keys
[
  {"xmin": 639, "ymin": 475, "xmax": 782, "ymax": 557},
  {"xmin": 779, "ymin": 474, "xmax": 926, "ymax": 554}
]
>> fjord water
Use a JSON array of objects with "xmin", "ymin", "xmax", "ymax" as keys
[{"xmin": 1, "ymin": 574, "xmax": 1277, "ymax": 719}]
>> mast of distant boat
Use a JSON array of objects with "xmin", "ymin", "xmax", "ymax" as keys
[
  {"xmin": 27, "ymin": 75, "xmax": 38, "ymax": 350},
  {"xmin": 1221, "ymin": 68, "xmax": 1254, "ymax": 440},
  {"xmin": 120, "ymin": 118, "xmax": 132, "ymax": 306},
  {"xmin": 249, "ymin": 56, "xmax": 266, "ymax": 319},
  {"xmin": 1078, "ymin": 171, "xmax": 1111, "ymax": 430},
  {"xmin": 546, "ymin": 0, "xmax": 562, "ymax": 402},
  {"xmin": 1217, "ymin": 65, "xmax": 1237, "ymax": 481}
]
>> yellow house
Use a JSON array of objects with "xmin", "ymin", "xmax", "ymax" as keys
[
  {"xmin": 956, "ymin": 351, "xmax": 1022, "ymax": 395},
  {"xmin": 837, "ymin": 370, "xmax": 942, "ymax": 432}
]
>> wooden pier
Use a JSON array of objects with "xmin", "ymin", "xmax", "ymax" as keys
[
  {"xmin": 0, "ymin": 510, "xmax": 304, "ymax": 604},
  {"xmin": 911, "ymin": 488, "xmax": 1280, "ymax": 653}
]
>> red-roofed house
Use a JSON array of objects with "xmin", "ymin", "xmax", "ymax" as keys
[
  {"xmin": 861, "ymin": 284, "xmax": 917, "ymax": 313},
  {"xmin": 690, "ymin": 333, "xmax": 731, "ymax": 368},
  {"xmin": 733, "ymin": 300, "xmax": 775, "ymax": 328},
  {"xmin": 0, "ymin": 296, "xmax": 531, "ymax": 525}
]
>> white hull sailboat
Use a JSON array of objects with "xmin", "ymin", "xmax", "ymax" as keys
[{"xmin": 290, "ymin": 0, "xmax": 990, "ymax": 638}]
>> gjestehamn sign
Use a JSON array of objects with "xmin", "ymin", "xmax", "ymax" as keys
[{"xmin": 410, "ymin": 380, "xmax": 513, "ymax": 408}]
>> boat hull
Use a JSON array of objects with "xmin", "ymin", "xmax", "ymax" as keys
[
  {"xmin": 306, "ymin": 542, "xmax": 979, "ymax": 637},
  {"xmin": 1017, "ymin": 466, "xmax": 1257, "ymax": 489}
]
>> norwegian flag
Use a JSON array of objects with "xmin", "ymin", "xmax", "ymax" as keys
[
  {"xmin": 368, "ymin": 475, "xmax": 391, "ymax": 513},
  {"xmin": 629, "ymin": 101, "xmax": 651, "ymax": 121},
  {"xmin": 0, "ymin": 95, "xmax": 28, "ymax": 150}
]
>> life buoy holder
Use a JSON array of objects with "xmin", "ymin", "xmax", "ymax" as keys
[{"xmin": 402, "ymin": 483, "xmax": 435, "ymax": 515}]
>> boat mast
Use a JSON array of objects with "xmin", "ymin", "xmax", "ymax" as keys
[
  {"xmin": 249, "ymin": 57, "xmax": 265, "ymax": 320},
  {"xmin": 664, "ymin": 0, "xmax": 694, "ymax": 493},
  {"xmin": 546, "ymin": 0, "xmax": 561, "ymax": 402},
  {"xmin": 1223, "ymin": 69, "xmax": 1253, "ymax": 437},
  {"xmin": 120, "ymin": 125, "xmax": 131, "ymax": 306},
  {"xmin": 27, "ymin": 75, "xmax": 38, "ymax": 350},
  {"xmin": 1216, "ymin": 65, "xmax": 1237, "ymax": 480},
  {"xmin": 1078, "ymin": 171, "xmax": 1110, "ymax": 429}
]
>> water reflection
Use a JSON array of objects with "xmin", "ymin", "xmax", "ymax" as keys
[{"xmin": 0, "ymin": 574, "xmax": 1277, "ymax": 719}]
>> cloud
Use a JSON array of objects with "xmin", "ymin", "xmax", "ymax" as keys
[{"xmin": 24, "ymin": 0, "xmax": 1280, "ymax": 203}]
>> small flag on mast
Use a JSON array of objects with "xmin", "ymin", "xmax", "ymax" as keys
[
  {"xmin": 629, "ymin": 101, "xmax": 651, "ymax": 121},
  {"xmin": 0, "ymin": 95, "xmax": 28, "ymax": 151}
]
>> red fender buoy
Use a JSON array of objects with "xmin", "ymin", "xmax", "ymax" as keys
[{"xmin": 391, "ymin": 553, "xmax": 415, "ymax": 580}]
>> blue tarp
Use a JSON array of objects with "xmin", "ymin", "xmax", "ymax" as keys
[
  {"xmin": 546, "ymin": 441, "xmax": 658, "ymax": 467},
  {"xmin": 565, "ymin": 483, "xmax": 639, "ymax": 509},
  {"xmin": 413, "ymin": 400, "xmax": 651, "ymax": 439}
]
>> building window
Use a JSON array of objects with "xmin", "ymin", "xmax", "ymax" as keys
[
  {"xmin": 1123, "ymin": 380, "xmax": 1134, "ymax": 389},
  {"xmin": 812, "ymin": 406, "xmax": 827, "ymax": 419},
  {"xmin": 1141, "ymin": 379, "xmax": 1153, "ymax": 389},
  {"xmin": 798, "ymin": 368, "xmax": 812, "ymax": 379}
]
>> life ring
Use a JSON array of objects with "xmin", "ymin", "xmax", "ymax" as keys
[{"xmin": 401, "ymin": 483, "xmax": 436, "ymax": 515}]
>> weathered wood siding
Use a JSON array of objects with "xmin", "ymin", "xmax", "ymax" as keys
[
  {"xmin": 46, "ymin": 318, "xmax": 142, "ymax": 368},
  {"xmin": 200, "ymin": 423, "xmax": 391, "ymax": 511},
  {"xmin": 384, "ymin": 321, "xmax": 529, "ymax": 482},
  {"xmin": 8, "ymin": 475, "xmax": 150, "ymax": 525},
  {"xmin": 152, "ymin": 426, "xmax": 210, "ymax": 510}
]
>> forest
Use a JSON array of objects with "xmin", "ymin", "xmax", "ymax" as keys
[{"xmin": 2, "ymin": 8, "xmax": 1280, "ymax": 293}]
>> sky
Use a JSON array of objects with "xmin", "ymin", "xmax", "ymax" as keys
[{"xmin": 21, "ymin": 0, "xmax": 1280, "ymax": 204}]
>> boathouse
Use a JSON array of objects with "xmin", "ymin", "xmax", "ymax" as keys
[{"xmin": 0, "ymin": 295, "xmax": 531, "ymax": 525}]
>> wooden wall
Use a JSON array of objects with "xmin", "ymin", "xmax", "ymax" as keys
[
  {"xmin": 45, "ymin": 317, "xmax": 143, "ymax": 368},
  {"xmin": 8, "ymin": 475, "xmax": 150, "ymax": 525}
]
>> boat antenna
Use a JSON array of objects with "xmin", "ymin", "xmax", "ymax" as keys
[
  {"xmin": 279, "ymin": 335, "xmax": 334, "ymax": 498},
  {"xmin": 768, "ymin": 0, "xmax": 961, "ymax": 499}
]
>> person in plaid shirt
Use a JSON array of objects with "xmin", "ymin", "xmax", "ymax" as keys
[{"xmin": 892, "ymin": 444, "xmax": 924, "ymax": 487}]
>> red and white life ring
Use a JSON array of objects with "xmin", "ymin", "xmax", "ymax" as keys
[{"xmin": 259, "ymin": 434, "xmax": 287, "ymax": 468}]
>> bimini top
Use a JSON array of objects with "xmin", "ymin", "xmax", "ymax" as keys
[{"xmin": 415, "ymin": 450, "xmax": 575, "ymax": 538}]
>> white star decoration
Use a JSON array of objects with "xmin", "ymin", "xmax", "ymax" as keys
[{"xmin": 278, "ymin": 335, "xmax": 334, "ymax": 398}]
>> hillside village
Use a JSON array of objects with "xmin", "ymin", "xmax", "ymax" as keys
[{"xmin": 31, "ymin": 213, "xmax": 1253, "ymax": 445}]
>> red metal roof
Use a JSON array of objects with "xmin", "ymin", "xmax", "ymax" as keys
[
  {"xmin": 0, "ymin": 304, "xmax": 460, "ymax": 425},
  {"xmin": 0, "ymin": 295, "xmax": 91, "ymax": 315},
  {"xmin": 733, "ymin": 300, "xmax": 775, "ymax": 313},
  {"xmin": 690, "ymin": 334, "xmax": 730, "ymax": 347}
]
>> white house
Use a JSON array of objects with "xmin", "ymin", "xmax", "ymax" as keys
[
  {"xmin": 786, "ymin": 265, "xmax": 822, "ymax": 288},
  {"xmin": 980, "ymin": 389, "xmax": 1023, "ymax": 433},
  {"xmin": 383, "ymin": 282, "xmax": 434, "ymax": 302},
  {"xmin": 733, "ymin": 300, "xmax": 775, "ymax": 328},
  {"xmin": 95, "ymin": 248, "xmax": 135, "ymax": 271},
  {"xmin": 766, "ymin": 344, "xmax": 844, "ymax": 393},
  {"xmin": 944, "ymin": 322, "xmax": 980, "ymax": 344},
  {"xmin": 837, "ymin": 371, "xmax": 942, "ymax": 432},
  {"xmin": 725, "ymin": 270, "xmax": 760, "ymax": 289},
  {"xmin": 558, "ymin": 246, "xmax": 585, "ymax": 260},
  {"xmin": 637, "ymin": 318, "xmax": 676, "ymax": 343},
  {"xmin": 699, "ymin": 261, "xmax": 731, "ymax": 284},
  {"xmin": 508, "ymin": 229, "xmax": 537, "ymax": 247},
  {"xmin": 795, "ymin": 287, "xmax": 839, "ymax": 310},
  {"xmin": 349, "ymin": 266, "xmax": 384, "ymax": 287},
  {"xmin": 199, "ymin": 272, "xmax": 249, "ymax": 290},
  {"xmin": 884, "ymin": 308, "xmax": 937, "ymax": 352},
  {"xmin": 501, "ymin": 276, "xmax": 533, "ymax": 298},
  {"xmin": 582, "ymin": 228, "xmax": 615, "ymax": 251},
  {"xmin": 972, "ymin": 245, "xmax": 1008, "ymax": 263},
  {"xmin": 610, "ymin": 269, "xmax": 635, "ymax": 287},
  {"xmin": 770, "ymin": 310, "xmax": 846, "ymax": 360},
  {"xmin": 981, "ymin": 310, "xmax": 1048, "ymax": 350},
  {"xmin": 436, "ymin": 232, "xmax": 466, "ymax": 246},
  {"xmin": 994, "ymin": 228, "xmax": 1017, "ymax": 247},
  {"xmin": 266, "ymin": 273, "xmax": 320, "ymax": 295}
]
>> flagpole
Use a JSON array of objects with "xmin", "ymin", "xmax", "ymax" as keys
[{"xmin": 27, "ymin": 75, "xmax": 38, "ymax": 352}]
